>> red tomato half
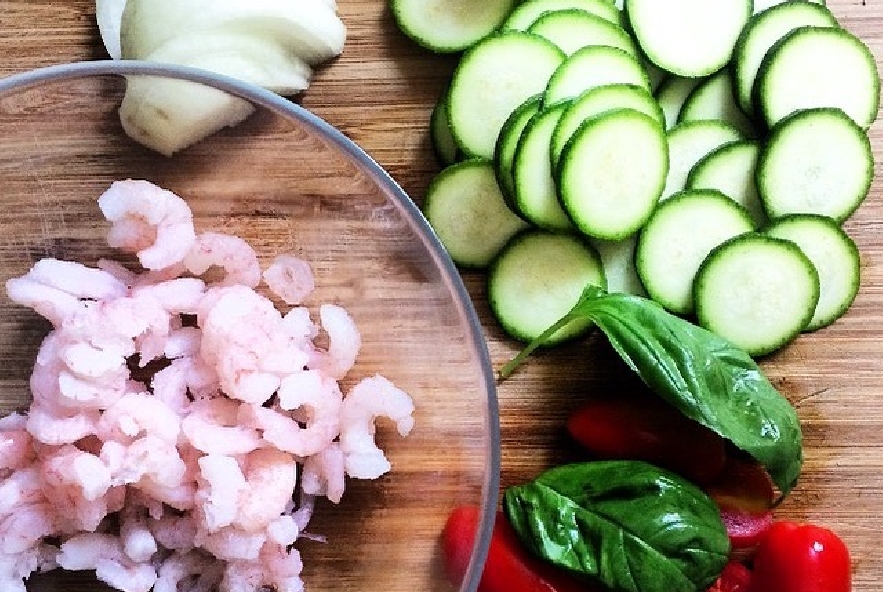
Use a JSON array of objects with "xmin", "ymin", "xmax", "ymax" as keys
[
  {"xmin": 566, "ymin": 392, "xmax": 728, "ymax": 485},
  {"xmin": 442, "ymin": 506, "xmax": 593, "ymax": 592},
  {"xmin": 749, "ymin": 521, "xmax": 851, "ymax": 592},
  {"xmin": 707, "ymin": 560, "xmax": 752, "ymax": 592}
]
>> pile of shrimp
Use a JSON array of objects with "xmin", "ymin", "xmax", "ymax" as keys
[{"xmin": 0, "ymin": 180, "xmax": 415, "ymax": 592}]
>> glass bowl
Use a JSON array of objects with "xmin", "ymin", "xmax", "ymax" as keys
[{"xmin": 0, "ymin": 61, "xmax": 499, "ymax": 592}]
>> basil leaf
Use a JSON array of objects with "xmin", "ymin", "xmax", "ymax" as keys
[
  {"xmin": 501, "ymin": 285, "xmax": 802, "ymax": 496},
  {"xmin": 504, "ymin": 461, "xmax": 729, "ymax": 592}
]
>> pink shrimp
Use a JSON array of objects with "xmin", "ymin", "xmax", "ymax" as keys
[
  {"xmin": 181, "ymin": 398, "xmax": 262, "ymax": 456},
  {"xmin": 263, "ymin": 253, "xmax": 315, "ymax": 305},
  {"xmin": 301, "ymin": 441, "xmax": 345, "ymax": 503},
  {"xmin": 233, "ymin": 448, "xmax": 298, "ymax": 533},
  {"xmin": 97, "ymin": 179, "xmax": 197, "ymax": 270},
  {"xmin": 194, "ymin": 454, "xmax": 248, "ymax": 532},
  {"xmin": 0, "ymin": 413, "xmax": 35, "ymax": 472},
  {"xmin": 308, "ymin": 304, "xmax": 362, "ymax": 380},
  {"xmin": 183, "ymin": 232, "xmax": 261, "ymax": 288},
  {"xmin": 339, "ymin": 374, "xmax": 415, "ymax": 479},
  {"xmin": 97, "ymin": 392, "xmax": 181, "ymax": 445}
]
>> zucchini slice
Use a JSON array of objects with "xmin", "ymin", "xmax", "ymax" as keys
[
  {"xmin": 694, "ymin": 233, "xmax": 820, "ymax": 356},
  {"xmin": 756, "ymin": 107, "xmax": 873, "ymax": 222},
  {"xmin": 732, "ymin": 1, "xmax": 839, "ymax": 115},
  {"xmin": 678, "ymin": 70, "xmax": 757, "ymax": 138},
  {"xmin": 544, "ymin": 45, "xmax": 651, "ymax": 106},
  {"xmin": 558, "ymin": 108, "xmax": 668, "ymax": 240},
  {"xmin": 766, "ymin": 214, "xmax": 860, "ymax": 331},
  {"xmin": 626, "ymin": 0, "xmax": 752, "ymax": 77},
  {"xmin": 448, "ymin": 32, "xmax": 565, "ymax": 159},
  {"xmin": 390, "ymin": 0, "xmax": 518, "ymax": 53},
  {"xmin": 754, "ymin": 0, "xmax": 826, "ymax": 14},
  {"xmin": 551, "ymin": 83, "xmax": 664, "ymax": 169},
  {"xmin": 494, "ymin": 94, "xmax": 542, "ymax": 209},
  {"xmin": 528, "ymin": 9, "xmax": 638, "ymax": 57},
  {"xmin": 489, "ymin": 230, "xmax": 606, "ymax": 344},
  {"xmin": 655, "ymin": 75, "xmax": 704, "ymax": 129},
  {"xmin": 686, "ymin": 140, "xmax": 767, "ymax": 228},
  {"xmin": 636, "ymin": 189, "xmax": 754, "ymax": 315},
  {"xmin": 756, "ymin": 26, "xmax": 880, "ymax": 129},
  {"xmin": 430, "ymin": 91, "xmax": 460, "ymax": 167},
  {"xmin": 662, "ymin": 120, "xmax": 743, "ymax": 200},
  {"xmin": 512, "ymin": 102, "xmax": 575, "ymax": 231},
  {"xmin": 423, "ymin": 159, "xmax": 529, "ymax": 268},
  {"xmin": 502, "ymin": 0, "xmax": 623, "ymax": 30}
]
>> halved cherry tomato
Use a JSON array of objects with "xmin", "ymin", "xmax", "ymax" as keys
[
  {"xmin": 707, "ymin": 560, "xmax": 752, "ymax": 592},
  {"xmin": 705, "ymin": 458, "xmax": 775, "ymax": 549},
  {"xmin": 442, "ymin": 506, "xmax": 594, "ymax": 592},
  {"xmin": 749, "ymin": 521, "xmax": 851, "ymax": 592},
  {"xmin": 566, "ymin": 392, "xmax": 727, "ymax": 485},
  {"xmin": 720, "ymin": 507, "xmax": 774, "ymax": 549}
]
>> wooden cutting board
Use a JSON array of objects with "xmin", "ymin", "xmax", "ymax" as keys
[{"xmin": 1, "ymin": 0, "xmax": 882, "ymax": 590}]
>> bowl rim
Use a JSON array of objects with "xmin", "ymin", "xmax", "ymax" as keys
[{"xmin": 0, "ymin": 59, "xmax": 501, "ymax": 592}]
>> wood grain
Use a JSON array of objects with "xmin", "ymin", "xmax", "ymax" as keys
[{"xmin": 0, "ymin": 0, "xmax": 882, "ymax": 590}]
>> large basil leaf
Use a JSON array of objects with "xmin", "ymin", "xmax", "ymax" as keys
[
  {"xmin": 504, "ymin": 461, "xmax": 730, "ymax": 592},
  {"xmin": 501, "ymin": 285, "xmax": 802, "ymax": 496}
]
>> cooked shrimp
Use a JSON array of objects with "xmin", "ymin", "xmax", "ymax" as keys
[
  {"xmin": 97, "ymin": 392, "xmax": 181, "ymax": 445},
  {"xmin": 57, "ymin": 533, "xmax": 157, "ymax": 592},
  {"xmin": 234, "ymin": 448, "xmax": 298, "ymax": 533},
  {"xmin": 183, "ymin": 232, "xmax": 261, "ymax": 288},
  {"xmin": 5, "ymin": 276, "xmax": 85, "ymax": 326},
  {"xmin": 309, "ymin": 304, "xmax": 361, "ymax": 380},
  {"xmin": 194, "ymin": 454, "xmax": 248, "ymax": 532},
  {"xmin": 198, "ymin": 286, "xmax": 309, "ymax": 405},
  {"xmin": 339, "ymin": 374, "xmax": 415, "ymax": 479},
  {"xmin": 263, "ymin": 253, "xmax": 315, "ymax": 305},
  {"xmin": 24, "ymin": 258, "xmax": 128, "ymax": 301},
  {"xmin": 98, "ymin": 179, "xmax": 197, "ymax": 270},
  {"xmin": 181, "ymin": 399, "xmax": 262, "ymax": 456},
  {"xmin": 301, "ymin": 441, "xmax": 345, "ymax": 503},
  {"xmin": 26, "ymin": 405, "xmax": 99, "ymax": 446},
  {"xmin": 0, "ymin": 413, "xmax": 35, "ymax": 472},
  {"xmin": 132, "ymin": 277, "xmax": 206, "ymax": 315},
  {"xmin": 195, "ymin": 525, "xmax": 265, "ymax": 562},
  {"xmin": 120, "ymin": 504, "xmax": 158, "ymax": 563},
  {"xmin": 1, "ymin": 503, "xmax": 58, "ymax": 555}
]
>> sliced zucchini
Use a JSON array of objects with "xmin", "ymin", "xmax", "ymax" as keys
[
  {"xmin": 757, "ymin": 107, "xmax": 873, "ymax": 222},
  {"xmin": 423, "ymin": 159, "xmax": 529, "ymax": 268},
  {"xmin": 512, "ymin": 102, "xmax": 575, "ymax": 231},
  {"xmin": 528, "ymin": 9, "xmax": 638, "ymax": 57},
  {"xmin": 754, "ymin": 0, "xmax": 827, "ymax": 14},
  {"xmin": 655, "ymin": 76, "xmax": 704, "ymax": 129},
  {"xmin": 678, "ymin": 70, "xmax": 757, "ymax": 138},
  {"xmin": 590, "ymin": 235, "xmax": 647, "ymax": 296},
  {"xmin": 502, "ymin": 0, "xmax": 623, "ymax": 31},
  {"xmin": 626, "ymin": 0, "xmax": 752, "ymax": 77},
  {"xmin": 390, "ymin": 0, "xmax": 518, "ymax": 53},
  {"xmin": 448, "ymin": 32, "xmax": 565, "ymax": 159},
  {"xmin": 544, "ymin": 45, "xmax": 651, "ymax": 106},
  {"xmin": 694, "ymin": 233, "xmax": 820, "ymax": 356},
  {"xmin": 558, "ymin": 109, "xmax": 668, "ymax": 240},
  {"xmin": 732, "ymin": 1, "xmax": 839, "ymax": 114},
  {"xmin": 551, "ymin": 83, "xmax": 664, "ymax": 169},
  {"xmin": 756, "ymin": 26, "xmax": 880, "ymax": 129},
  {"xmin": 488, "ymin": 230, "xmax": 606, "ymax": 344},
  {"xmin": 686, "ymin": 140, "xmax": 767, "ymax": 228},
  {"xmin": 494, "ymin": 94, "xmax": 542, "ymax": 209},
  {"xmin": 636, "ymin": 189, "xmax": 754, "ymax": 315},
  {"xmin": 662, "ymin": 120, "xmax": 743, "ymax": 199},
  {"xmin": 430, "ymin": 91, "xmax": 460, "ymax": 167},
  {"xmin": 766, "ymin": 214, "xmax": 860, "ymax": 331}
]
